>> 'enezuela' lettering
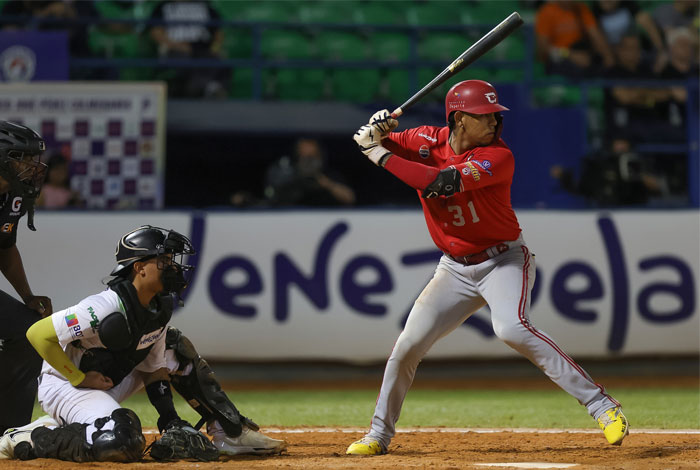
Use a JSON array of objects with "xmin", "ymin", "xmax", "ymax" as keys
[{"xmin": 205, "ymin": 216, "xmax": 695, "ymax": 352}]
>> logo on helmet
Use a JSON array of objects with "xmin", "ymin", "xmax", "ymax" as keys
[
  {"xmin": 419, "ymin": 145, "xmax": 430, "ymax": 159},
  {"xmin": 484, "ymin": 92, "xmax": 497, "ymax": 104}
]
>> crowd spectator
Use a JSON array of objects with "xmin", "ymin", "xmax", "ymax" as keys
[
  {"xmin": 604, "ymin": 31, "xmax": 689, "ymax": 144},
  {"xmin": 231, "ymin": 138, "xmax": 356, "ymax": 208},
  {"xmin": 652, "ymin": 0, "xmax": 700, "ymax": 37},
  {"xmin": 550, "ymin": 138, "xmax": 664, "ymax": 206},
  {"xmin": 0, "ymin": 0, "xmax": 96, "ymax": 57},
  {"xmin": 535, "ymin": 0, "xmax": 616, "ymax": 77},
  {"xmin": 148, "ymin": 0, "xmax": 229, "ymax": 98},
  {"xmin": 592, "ymin": 1, "xmax": 667, "ymax": 68},
  {"xmin": 35, "ymin": 154, "xmax": 83, "ymax": 209}
]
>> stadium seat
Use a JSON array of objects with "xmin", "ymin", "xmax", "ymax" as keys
[
  {"xmin": 298, "ymin": 1, "xmax": 353, "ymax": 24},
  {"xmin": 238, "ymin": 1, "xmax": 298, "ymax": 22},
  {"xmin": 271, "ymin": 68, "xmax": 326, "ymax": 101},
  {"xmin": 353, "ymin": 1, "xmax": 405, "ymax": 25},
  {"xmin": 230, "ymin": 67, "xmax": 253, "ymax": 99},
  {"xmin": 370, "ymin": 32, "xmax": 412, "ymax": 61},
  {"xmin": 383, "ymin": 70, "xmax": 412, "ymax": 105},
  {"xmin": 316, "ymin": 30, "xmax": 367, "ymax": 61},
  {"xmin": 490, "ymin": 34, "xmax": 526, "ymax": 61},
  {"xmin": 405, "ymin": 1, "xmax": 463, "ymax": 26},
  {"xmin": 260, "ymin": 29, "xmax": 314, "ymax": 59},
  {"xmin": 222, "ymin": 27, "xmax": 253, "ymax": 59},
  {"xmin": 330, "ymin": 69, "xmax": 381, "ymax": 102},
  {"xmin": 417, "ymin": 32, "xmax": 468, "ymax": 63}
]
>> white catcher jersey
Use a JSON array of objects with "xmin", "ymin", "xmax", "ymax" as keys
[{"xmin": 44, "ymin": 289, "xmax": 167, "ymax": 380}]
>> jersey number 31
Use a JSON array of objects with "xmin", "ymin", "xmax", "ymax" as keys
[{"xmin": 448, "ymin": 201, "xmax": 480, "ymax": 226}]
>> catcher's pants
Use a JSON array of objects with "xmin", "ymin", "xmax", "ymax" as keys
[
  {"xmin": 367, "ymin": 241, "xmax": 620, "ymax": 447},
  {"xmin": 37, "ymin": 350, "xmax": 187, "ymax": 443},
  {"xmin": 0, "ymin": 290, "xmax": 42, "ymax": 433}
]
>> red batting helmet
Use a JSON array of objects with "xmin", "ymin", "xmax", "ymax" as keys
[{"xmin": 445, "ymin": 80, "xmax": 509, "ymax": 122}]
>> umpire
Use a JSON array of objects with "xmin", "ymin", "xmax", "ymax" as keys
[{"xmin": 0, "ymin": 121, "xmax": 52, "ymax": 434}]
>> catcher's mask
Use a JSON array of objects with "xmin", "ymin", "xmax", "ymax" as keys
[
  {"xmin": 0, "ymin": 121, "xmax": 48, "ymax": 231},
  {"xmin": 111, "ymin": 225, "xmax": 195, "ymax": 300}
]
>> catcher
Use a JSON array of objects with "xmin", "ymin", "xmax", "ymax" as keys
[{"xmin": 0, "ymin": 225, "xmax": 285, "ymax": 462}]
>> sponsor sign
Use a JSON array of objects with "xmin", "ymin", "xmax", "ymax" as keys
[{"xmin": 1, "ymin": 210, "xmax": 697, "ymax": 361}]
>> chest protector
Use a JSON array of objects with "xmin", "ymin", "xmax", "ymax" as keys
[{"xmin": 77, "ymin": 278, "xmax": 173, "ymax": 386}]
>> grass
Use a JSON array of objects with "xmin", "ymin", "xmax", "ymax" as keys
[{"xmin": 32, "ymin": 387, "xmax": 700, "ymax": 429}]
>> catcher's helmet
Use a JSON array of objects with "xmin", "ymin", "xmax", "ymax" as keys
[
  {"xmin": 445, "ymin": 80, "xmax": 509, "ymax": 122},
  {"xmin": 111, "ymin": 225, "xmax": 195, "ymax": 277},
  {"xmin": 0, "ymin": 121, "xmax": 48, "ymax": 230}
]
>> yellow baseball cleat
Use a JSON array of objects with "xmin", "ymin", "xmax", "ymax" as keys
[
  {"xmin": 597, "ymin": 407, "xmax": 629, "ymax": 445},
  {"xmin": 346, "ymin": 436, "xmax": 386, "ymax": 455}
]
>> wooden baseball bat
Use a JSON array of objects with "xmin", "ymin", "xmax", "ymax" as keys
[{"xmin": 391, "ymin": 12, "xmax": 524, "ymax": 119}]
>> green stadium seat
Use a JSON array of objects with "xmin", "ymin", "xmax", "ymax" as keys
[
  {"xmin": 417, "ymin": 32, "xmax": 468, "ymax": 63},
  {"xmin": 316, "ymin": 31, "xmax": 367, "ymax": 60},
  {"xmin": 383, "ymin": 70, "xmax": 412, "ymax": 105},
  {"xmin": 222, "ymin": 27, "xmax": 253, "ymax": 58},
  {"xmin": 298, "ymin": 1, "xmax": 353, "ymax": 24},
  {"xmin": 260, "ymin": 30, "xmax": 314, "ymax": 59},
  {"xmin": 230, "ymin": 67, "xmax": 253, "ymax": 99},
  {"xmin": 405, "ymin": 1, "xmax": 463, "ymax": 26},
  {"xmin": 472, "ymin": 1, "xmax": 520, "ymax": 24},
  {"xmin": 239, "ymin": 1, "xmax": 298, "ymax": 22},
  {"xmin": 353, "ymin": 1, "xmax": 405, "ymax": 25},
  {"xmin": 330, "ymin": 69, "xmax": 381, "ymax": 102},
  {"xmin": 271, "ymin": 68, "xmax": 326, "ymax": 101},
  {"xmin": 370, "ymin": 32, "xmax": 412, "ymax": 61},
  {"xmin": 490, "ymin": 34, "xmax": 526, "ymax": 61}
]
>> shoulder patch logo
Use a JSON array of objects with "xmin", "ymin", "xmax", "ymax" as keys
[
  {"xmin": 472, "ymin": 159, "xmax": 493, "ymax": 176},
  {"xmin": 11, "ymin": 197, "xmax": 22, "ymax": 212}
]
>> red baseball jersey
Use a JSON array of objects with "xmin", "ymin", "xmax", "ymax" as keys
[{"xmin": 383, "ymin": 125, "xmax": 521, "ymax": 256}]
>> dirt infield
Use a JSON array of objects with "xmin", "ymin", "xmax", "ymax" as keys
[{"xmin": 1, "ymin": 428, "xmax": 698, "ymax": 470}]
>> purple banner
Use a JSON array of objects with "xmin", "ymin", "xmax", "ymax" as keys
[{"xmin": 0, "ymin": 31, "xmax": 68, "ymax": 81}]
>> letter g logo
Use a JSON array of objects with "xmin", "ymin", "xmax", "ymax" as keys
[{"xmin": 11, "ymin": 197, "xmax": 21, "ymax": 212}]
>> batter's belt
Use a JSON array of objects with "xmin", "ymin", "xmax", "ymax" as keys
[{"xmin": 447, "ymin": 235, "xmax": 523, "ymax": 266}]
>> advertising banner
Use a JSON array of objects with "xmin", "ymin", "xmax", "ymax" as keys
[
  {"xmin": 0, "ymin": 82, "xmax": 166, "ymax": 209},
  {"xmin": 0, "ymin": 32, "xmax": 68, "ymax": 82},
  {"xmin": 2, "ymin": 210, "xmax": 697, "ymax": 361}
]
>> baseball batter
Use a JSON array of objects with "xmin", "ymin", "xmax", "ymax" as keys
[
  {"xmin": 0, "ymin": 226, "xmax": 285, "ymax": 462},
  {"xmin": 346, "ymin": 80, "xmax": 628, "ymax": 455},
  {"xmin": 0, "ymin": 121, "xmax": 52, "ymax": 434}
]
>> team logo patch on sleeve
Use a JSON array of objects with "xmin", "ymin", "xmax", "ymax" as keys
[{"xmin": 462, "ymin": 162, "xmax": 481, "ymax": 181}]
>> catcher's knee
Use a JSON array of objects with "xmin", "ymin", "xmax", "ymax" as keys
[{"xmin": 91, "ymin": 408, "xmax": 145, "ymax": 462}]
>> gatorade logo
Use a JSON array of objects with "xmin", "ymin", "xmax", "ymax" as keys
[{"xmin": 11, "ymin": 197, "xmax": 21, "ymax": 212}]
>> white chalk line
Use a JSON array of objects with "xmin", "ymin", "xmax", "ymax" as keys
[{"xmin": 142, "ymin": 427, "xmax": 699, "ymax": 435}]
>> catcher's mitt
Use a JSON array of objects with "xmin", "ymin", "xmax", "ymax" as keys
[{"xmin": 149, "ymin": 419, "xmax": 219, "ymax": 462}]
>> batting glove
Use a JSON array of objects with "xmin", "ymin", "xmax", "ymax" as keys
[
  {"xmin": 369, "ymin": 109, "xmax": 398, "ymax": 136},
  {"xmin": 353, "ymin": 124, "xmax": 392, "ymax": 166}
]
